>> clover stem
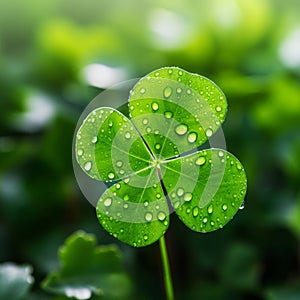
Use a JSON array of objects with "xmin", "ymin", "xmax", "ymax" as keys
[{"xmin": 159, "ymin": 235, "xmax": 174, "ymax": 300}]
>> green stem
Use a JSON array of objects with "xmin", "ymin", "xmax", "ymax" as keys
[{"xmin": 159, "ymin": 236, "xmax": 174, "ymax": 300}]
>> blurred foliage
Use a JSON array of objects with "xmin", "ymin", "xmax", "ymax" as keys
[
  {"xmin": 0, "ymin": 0, "xmax": 300, "ymax": 299},
  {"xmin": 42, "ymin": 231, "xmax": 131, "ymax": 299},
  {"xmin": 0, "ymin": 262, "xmax": 34, "ymax": 300}
]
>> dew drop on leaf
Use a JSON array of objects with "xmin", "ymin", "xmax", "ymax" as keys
[
  {"xmin": 143, "ymin": 235, "xmax": 148, "ymax": 241},
  {"xmin": 140, "ymin": 88, "xmax": 146, "ymax": 94},
  {"xmin": 203, "ymin": 217, "xmax": 208, "ymax": 224},
  {"xmin": 84, "ymin": 161, "xmax": 92, "ymax": 171},
  {"xmin": 183, "ymin": 192, "xmax": 192, "ymax": 202},
  {"xmin": 239, "ymin": 201, "xmax": 245, "ymax": 210},
  {"xmin": 116, "ymin": 183, "xmax": 121, "ymax": 189},
  {"xmin": 142, "ymin": 118, "xmax": 148, "ymax": 125},
  {"xmin": 192, "ymin": 206, "xmax": 199, "ymax": 217},
  {"xmin": 164, "ymin": 111, "xmax": 173, "ymax": 119},
  {"xmin": 236, "ymin": 163, "xmax": 243, "ymax": 170},
  {"xmin": 108, "ymin": 120, "xmax": 113, "ymax": 127},
  {"xmin": 145, "ymin": 212, "xmax": 153, "ymax": 222},
  {"xmin": 158, "ymin": 212, "xmax": 166, "ymax": 221},
  {"xmin": 216, "ymin": 106, "xmax": 222, "ymax": 112},
  {"xmin": 144, "ymin": 200, "xmax": 149, "ymax": 207},
  {"xmin": 222, "ymin": 204, "xmax": 228, "ymax": 211},
  {"xmin": 151, "ymin": 102, "xmax": 159, "ymax": 111},
  {"xmin": 206, "ymin": 128, "xmax": 213, "ymax": 137},
  {"xmin": 104, "ymin": 198, "xmax": 112, "ymax": 207},
  {"xmin": 116, "ymin": 161, "xmax": 123, "ymax": 167},
  {"xmin": 108, "ymin": 172, "xmax": 115, "ymax": 179},
  {"xmin": 124, "ymin": 195, "xmax": 129, "ymax": 201},
  {"xmin": 123, "ymin": 203, "xmax": 129, "ymax": 209},
  {"xmin": 218, "ymin": 151, "xmax": 224, "ymax": 157},
  {"xmin": 207, "ymin": 204, "xmax": 213, "ymax": 214},
  {"xmin": 91, "ymin": 136, "xmax": 98, "ymax": 143},
  {"xmin": 176, "ymin": 87, "xmax": 182, "ymax": 94},
  {"xmin": 187, "ymin": 132, "xmax": 197, "ymax": 143},
  {"xmin": 163, "ymin": 86, "xmax": 172, "ymax": 98},
  {"xmin": 155, "ymin": 143, "xmax": 161, "ymax": 150},
  {"xmin": 177, "ymin": 188, "xmax": 184, "ymax": 197},
  {"xmin": 125, "ymin": 132, "xmax": 131, "ymax": 139},
  {"xmin": 195, "ymin": 156, "xmax": 206, "ymax": 166},
  {"xmin": 77, "ymin": 149, "xmax": 83, "ymax": 156},
  {"xmin": 175, "ymin": 124, "xmax": 188, "ymax": 135}
]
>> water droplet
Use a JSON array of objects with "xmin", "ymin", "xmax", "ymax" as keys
[
  {"xmin": 175, "ymin": 124, "xmax": 188, "ymax": 135},
  {"xmin": 91, "ymin": 136, "xmax": 98, "ymax": 143},
  {"xmin": 206, "ymin": 128, "xmax": 213, "ymax": 137},
  {"xmin": 176, "ymin": 87, "xmax": 182, "ymax": 94},
  {"xmin": 177, "ymin": 188, "xmax": 184, "ymax": 197},
  {"xmin": 116, "ymin": 161, "xmax": 123, "ymax": 168},
  {"xmin": 186, "ymin": 89, "xmax": 191, "ymax": 95},
  {"xmin": 236, "ymin": 163, "xmax": 242, "ymax": 170},
  {"xmin": 143, "ymin": 235, "xmax": 148, "ymax": 241},
  {"xmin": 146, "ymin": 127, "xmax": 152, "ymax": 133},
  {"xmin": 145, "ymin": 212, "xmax": 153, "ymax": 222},
  {"xmin": 195, "ymin": 157, "xmax": 206, "ymax": 166},
  {"xmin": 77, "ymin": 149, "xmax": 83, "ymax": 156},
  {"xmin": 108, "ymin": 172, "xmax": 115, "ymax": 179},
  {"xmin": 216, "ymin": 106, "xmax": 222, "ymax": 112},
  {"xmin": 155, "ymin": 72, "xmax": 160, "ymax": 76},
  {"xmin": 154, "ymin": 129, "xmax": 159, "ymax": 134},
  {"xmin": 178, "ymin": 70, "xmax": 183, "ymax": 76},
  {"xmin": 104, "ymin": 198, "xmax": 112, "ymax": 207},
  {"xmin": 123, "ymin": 203, "xmax": 129, "ymax": 209},
  {"xmin": 222, "ymin": 204, "xmax": 227, "ymax": 211},
  {"xmin": 164, "ymin": 220, "xmax": 168, "ymax": 226},
  {"xmin": 120, "ymin": 169, "xmax": 125, "ymax": 175},
  {"xmin": 116, "ymin": 183, "xmax": 121, "ymax": 189},
  {"xmin": 144, "ymin": 200, "xmax": 149, "ymax": 207},
  {"xmin": 142, "ymin": 118, "xmax": 148, "ymax": 125},
  {"xmin": 156, "ymin": 193, "xmax": 161, "ymax": 199},
  {"xmin": 218, "ymin": 151, "xmax": 224, "ymax": 157},
  {"xmin": 140, "ymin": 88, "xmax": 146, "ymax": 94},
  {"xmin": 203, "ymin": 217, "xmax": 208, "ymax": 223},
  {"xmin": 174, "ymin": 201, "xmax": 180, "ymax": 209},
  {"xmin": 239, "ymin": 201, "xmax": 245, "ymax": 210},
  {"xmin": 164, "ymin": 111, "xmax": 173, "ymax": 119},
  {"xmin": 124, "ymin": 195, "xmax": 129, "ymax": 201},
  {"xmin": 163, "ymin": 86, "xmax": 172, "ymax": 98},
  {"xmin": 108, "ymin": 120, "xmax": 113, "ymax": 127},
  {"xmin": 193, "ymin": 207, "xmax": 199, "ymax": 217},
  {"xmin": 186, "ymin": 208, "xmax": 191, "ymax": 214},
  {"xmin": 158, "ymin": 212, "xmax": 166, "ymax": 221},
  {"xmin": 207, "ymin": 204, "xmax": 213, "ymax": 214},
  {"xmin": 168, "ymin": 69, "xmax": 173, "ymax": 74},
  {"xmin": 210, "ymin": 221, "xmax": 215, "ymax": 226},
  {"xmin": 151, "ymin": 102, "xmax": 159, "ymax": 111},
  {"xmin": 155, "ymin": 143, "xmax": 161, "ymax": 150},
  {"xmin": 84, "ymin": 162, "xmax": 92, "ymax": 171},
  {"xmin": 125, "ymin": 132, "xmax": 131, "ymax": 139},
  {"xmin": 187, "ymin": 132, "xmax": 197, "ymax": 143},
  {"xmin": 184, "ymin": 192, "xmax": 192, "ymax": 202}
]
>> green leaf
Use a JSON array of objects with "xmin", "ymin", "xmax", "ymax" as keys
[
  {"xmin": 161, "ymin": 149, "xmax": 247, "ymax": 232},
  {"xmin": 96, "ymin": 168, "xmax": 170, "ymax": 247},
  {"xmin": 0, "ymin": 262, "xmax": 34, "ymax": 300},
  {"xmin": 42, "ymin": 231, "xmax": 131, "ymax": 300},
  {"xmin": 76, "ymin": 108, "xmax": 153, "ymax": 181},
  {"xmin": 129, "ymin": 66, "xmax": 227, "ymax": 158}
]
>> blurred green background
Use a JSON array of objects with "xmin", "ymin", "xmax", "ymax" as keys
[{"xmin": 1, "ymin": 0, "xmax": 300, "ymax": 299}]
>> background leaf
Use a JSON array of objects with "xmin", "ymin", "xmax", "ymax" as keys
[
  {"xmin": 42, "ymin": 231, "xmax": 131, "ymax": 300},
  {"xmin": 0, "ymin": 262, "xmax": 34, "ymax": 300}
]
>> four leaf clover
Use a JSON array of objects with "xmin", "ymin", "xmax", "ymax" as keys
[{"xmin": 75, "ymin": 67, "xmax": 247, "ymax": 247}]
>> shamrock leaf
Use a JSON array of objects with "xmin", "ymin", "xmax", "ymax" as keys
[{"xmin": 75, "ymin": 67, "xmax": 247, "ymax": 247}]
